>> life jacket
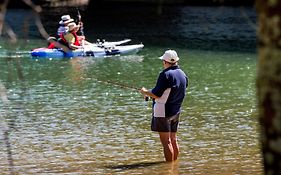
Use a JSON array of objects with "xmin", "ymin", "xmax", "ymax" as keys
[
  {"xmin": 59, "ymin": 32, "xmax": 80, "ymax": 49},
  {"xmin": 47, "ymin": 42, "xmax": 55, "ymax": 49}
]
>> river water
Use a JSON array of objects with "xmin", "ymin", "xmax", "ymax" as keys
[{"xmin": 0, "ymin": 5, "xmax": 262, "ymax": 175}]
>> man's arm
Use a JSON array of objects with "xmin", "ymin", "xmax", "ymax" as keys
[{"xmin": 140, "ymin": 87, "xmax": 159, "ymax": 99}]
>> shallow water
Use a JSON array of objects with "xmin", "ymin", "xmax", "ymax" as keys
[
  {"xmin": 0, "ymin": 45, "xmax": 261, "ymax": 174},
  {"xmin": 0, "ymin": 5, "xmax": 262, "ymax": 175}
]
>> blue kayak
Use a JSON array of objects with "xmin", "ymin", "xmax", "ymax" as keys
[{"xmin": 31, "ymin": 40, "xmax": 144, "ymax": 58}]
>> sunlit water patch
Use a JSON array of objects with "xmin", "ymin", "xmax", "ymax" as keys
[
  {"xmin": 0, "ymin": 46, "xmax": 262, "ymax": 174},
  {"xmin": 0, "ymin": 4, "xmax": 262, "ymax": 170}
]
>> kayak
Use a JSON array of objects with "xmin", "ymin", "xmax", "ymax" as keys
[
  {"xmin": 30, "ymin": 39, "xmax": 144, "ymax": 58},
  {"xmin": 95, "ymin": 39, "xmax": 132, "ymax": 47}
]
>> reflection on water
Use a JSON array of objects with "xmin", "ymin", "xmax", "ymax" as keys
[
  {"xmin": 0, "ymin": 45, "xmax": 262, "ymax": 174},
  {"xmin": 0, "ymin": 4, "xmax": 262, "ymax": 175},
  {"xmin": 106, "ymin": 161, "xmax": 180, "ymax": 175},
  {"xmin": 107, "ymin": 161, "xmax": 165, "ymax": 170}
]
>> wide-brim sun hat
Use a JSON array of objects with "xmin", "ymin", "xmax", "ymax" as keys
[
  {"xmin": 67, "ymin": 22, "xmax": 79, "ymax": 32},
  {"xmin": 159, "ymin": 49, "xmax": 180, "ymax": 63},
  {"xmin": 59, "ymin": 15, "xmax": 74, "ymax": 25}
]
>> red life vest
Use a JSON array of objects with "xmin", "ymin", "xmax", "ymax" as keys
[
  {"xmin": 47, "ymin": 42, "xmax": 55, "ymax": 49},
  {"xmin": 59, "ymin": 32, "xmax": 80, "ymax": 48}
]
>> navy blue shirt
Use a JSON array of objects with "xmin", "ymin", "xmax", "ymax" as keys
[{"xmin": 151, "ymin": 65, "xmax": 188, "ymax": 118}]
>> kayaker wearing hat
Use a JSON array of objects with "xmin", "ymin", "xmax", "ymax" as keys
[
  {"xmin": 59, "ymin": 22, "xmax": 83, "ymax": 50},
  {"xmin": 140, "ymin": 50, "xmax": 188, "ymax": 162},
  {"xmin": 46, "ymin": 15, "xmax": 74, "ymax": 50},
  {"xmin": 57, "ymin": 15, "xmax": 74, "ymax": 36},
  {"xmin": 47, "ymin": 14, "xmax": 90, "ymax": 51}
]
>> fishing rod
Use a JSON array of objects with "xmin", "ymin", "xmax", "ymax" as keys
[
  {"xmin": 93, "ymin": 76, "xmax": 139, "ymax": 91},
  {"xmin": 91, "ymin": 76, "xmax": 149, "ymax": 101},
  {"xmin": 76, "ymin": 8, "xmax": 84, "ymax": 36},
  {"xmin": 76, "ymin": 8, "xmax": 86, "ymax": 56}
]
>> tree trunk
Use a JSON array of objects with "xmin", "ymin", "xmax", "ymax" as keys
[{"xmin": 256, "ymin": 0, "xmax": 281, "ymax": 174}]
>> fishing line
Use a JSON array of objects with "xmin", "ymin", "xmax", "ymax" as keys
[
  {"xmin": 72, "ymin": 10, "xmax": 147, "ymax": 99},
  {"xmin": 90, "ymin": 76, "xmax": 149, "ymax": 101},
  {"xmin": 92, "ymin": 76, "xmax": 139, "ymax": 91}
]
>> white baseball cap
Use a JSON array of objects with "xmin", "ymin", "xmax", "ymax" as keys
[{"xmin": 159, "ymin": 50, "xmax": 179, "ymax": 63}]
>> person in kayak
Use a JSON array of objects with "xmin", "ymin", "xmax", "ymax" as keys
[
  {"xmin": 140, "ymin": 50, "xmax": 188, "ymax": 162},
  {"xmin": 59, "ymin": 22, "xmax": 83, "ymax": 50},
  {"xmin": 57, "ymin": 15, "xmax": 74, "ymax": 37},
  {"xmin": 47, "ymin": 14, "xmax": 85, "ymax": 49},
  {"xmin": 47, "ymin": 36, "xmax": 69, "ymax": 52},
  {"xmin": 47, "ymin": 15, "xmax": 76, "ymax": 50},
  {"xmin": 58, "ymin": 22, "xmax": 92, "ymax": 50}
]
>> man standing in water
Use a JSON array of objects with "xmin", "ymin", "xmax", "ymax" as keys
[{"xmin": 140, "ymin": 50, "xmax": 188, "ymax": 162}]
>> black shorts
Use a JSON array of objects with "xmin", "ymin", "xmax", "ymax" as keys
[{"xmin": 151, "ymin": 114, "xmax": 180, "ymax": 132}]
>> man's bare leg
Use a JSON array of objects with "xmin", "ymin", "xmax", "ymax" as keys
[{"xmin": 159, "ymin": 132, "xmax": 174, "ymax": 162}]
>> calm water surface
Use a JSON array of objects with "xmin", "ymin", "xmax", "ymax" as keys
[{"xmin": 0, "ymin": 5, "xmax": 262, "ymax": 175}]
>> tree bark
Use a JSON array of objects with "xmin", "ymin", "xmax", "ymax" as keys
[{"xmin": 256, "ymin": 0, "xmax": 281, "ymax": 174}]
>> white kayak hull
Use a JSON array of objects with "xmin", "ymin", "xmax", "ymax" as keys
[{"xmin": 31, "ymin": 43, "xmax": 144, "ymax": 59}]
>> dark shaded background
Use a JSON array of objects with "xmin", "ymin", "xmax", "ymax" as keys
[
  {"xmin": 7, "ymin": 0, "xmax": 255, "ymax": 8},
  {"xmin": 5, "ymin": 0, "xmax": 257, "ymax": 52}
]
